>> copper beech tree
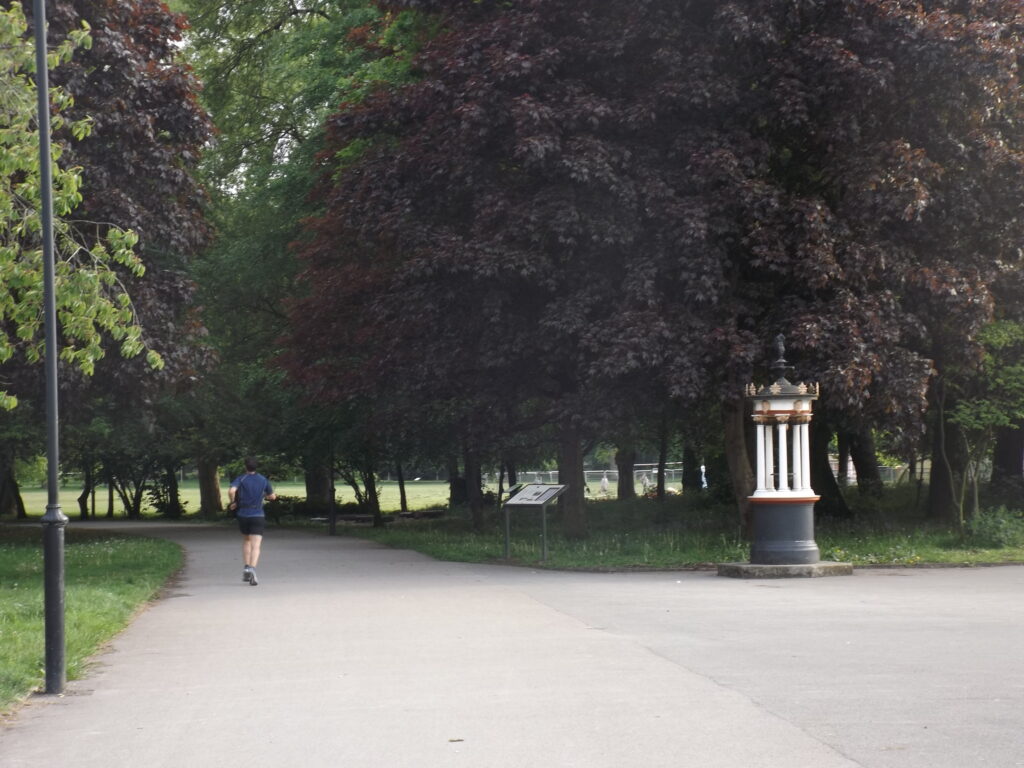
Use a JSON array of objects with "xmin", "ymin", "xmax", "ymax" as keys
[
  {"xmin": 0, "ymin": 0, "xmax": 213, "ymax": 517},
  {"xmin": 285, "ymin": 0, "xmax": 1024, "ymax": 532}
]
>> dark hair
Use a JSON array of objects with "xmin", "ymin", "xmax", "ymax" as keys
[{"xmin": 244, "ymin": 457, "xmax": 258, "ymax": 472}]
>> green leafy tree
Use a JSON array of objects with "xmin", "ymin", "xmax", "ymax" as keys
[
  {"xmin": 0, "ymin": 2, "xmax": 160, "ymax": 410},
  {"xmin": 0, "ymin": 0, "xmax": 214, "ymax": 519},
  {"xmin": 182, "ymin": 0, "xmax": 421, "ymax": 504},
  {"xmin": 948, "ymin": 321, "xmax": 1024, "ymax": 526}
]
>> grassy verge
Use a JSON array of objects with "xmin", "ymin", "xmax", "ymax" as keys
[
  {"xmin": 349, "ymin": 518, "xmax": 748, "ymax": 568},
  {"xmin": 0, "ymin": 526, "xmax": 182, "ymax": 713},
  {"xmin": 816, "ymin": 526, "xmax": 1024, "ymax": 566},
  {"xmin": 340, "ymin": 495, "xmax": 1024, "ymax": 569}
]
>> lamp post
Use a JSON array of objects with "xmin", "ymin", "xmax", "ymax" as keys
[{"xmin": 34, "ymin": 0, "xmax": 68, "ymax": 694}]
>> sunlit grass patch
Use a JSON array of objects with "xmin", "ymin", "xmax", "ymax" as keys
[{"xmin": 0, "ymin": 526, "xmax": 182, "ymax": 713}]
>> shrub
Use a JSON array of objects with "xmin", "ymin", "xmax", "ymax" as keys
[
  {"xmin": 968, "ymin": 506, "xmax": 1024, "ymax": 548},
  {"xmin": 264, "ymin": 495, "xmax": 363, "ymax": 521},
  {"xmin": 145, "ymin": 477, "xmax": 187, "ymax": 518}
]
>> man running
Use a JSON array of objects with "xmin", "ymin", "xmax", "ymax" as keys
[{"xmin": 229, "ymin": 457, "xmax": 277, "ymax": 586}]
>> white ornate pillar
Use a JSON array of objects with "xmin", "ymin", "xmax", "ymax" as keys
[
  {"xmin": 799, "ymin": 420, "xmax": 811, "ymax": 491},
  {"xmin": 777, "ymin": 417, "xmax": 790, "ymax": 491},
  {"xmin": 791, "ymin": 420, "xmax": 803, "ymax": 491},
  {"xmin": 755, "ymin": 418, "xmax": 767, "ymax": 492}
]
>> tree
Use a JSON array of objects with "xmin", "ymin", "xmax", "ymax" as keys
[
  {"xmin": 39, "ymin": 0, "xmax": 215, "ymax": 518},
  {"xmin": 180, "ymin": 1, "xmax": 422, "ymax": 502},
  {"xmin": 946, "ymin": 321, "xmax": 1024, "ymax": 525},
  {"xmin": 36, "ymin": 0, "xmax": 213, "ymax": 395},
  {"xmin": 0, "ymin": 2, "xmax": 163, "ymax": 408},
  {"xmin": 286, "ymin": 0, "xmax": 1024, "ymax": 533}
]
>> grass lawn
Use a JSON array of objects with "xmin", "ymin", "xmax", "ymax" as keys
[
  {"xmin": 15, "ymin": 480, "xmax": 455, "ymax": 518},
  {"xmin": 15, "ymin": 478, "xmax": 633, "ymax": 519},
  {"xmin": 0, "ymin": 526, "xmax": 182, "ymax": 713},
  {"xmin": 350, "ymin": 518, "xmax": 749, "ymax": 568},
  {"xmin": 344, "ymin": 495, "xmax": 1024, "ymax": 569}
]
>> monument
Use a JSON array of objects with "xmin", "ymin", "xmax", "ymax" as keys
[{"xmin": 719, "ymin": 336, "xmax": 852, "ymax": 578}]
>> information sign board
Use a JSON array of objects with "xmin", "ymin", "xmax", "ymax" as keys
[
  {"xmin": 502, "ymin": 484, "xmax": 565, "ymax": 563},
  {"xmin": 506, "ymin": 484, "xmax": 566, "ymax": 506}
]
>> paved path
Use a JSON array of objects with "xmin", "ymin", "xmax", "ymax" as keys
[{"xmin": 1, "ymin": 523, "xmax": 1023, "ymax": 767}]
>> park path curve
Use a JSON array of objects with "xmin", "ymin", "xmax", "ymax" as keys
[{"xmin": 1, "ymin": 522, "xmax": 1023, "ymax": 768}]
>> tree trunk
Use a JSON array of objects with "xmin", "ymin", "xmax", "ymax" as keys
[
  {"xmin": 810, "ymin": 418, "xmax": 851, "ymax": 518},
  {"xmin": 847, "ymin": 430, "xmax": 883, "ymax": 496},
  {"xmin": 558, "ymin": 423, "xmax": 587, "ymax": 539},
  {"xmin": 106, "ymin": 467, "xmax": 115, "ymax": 518},
  {"xmin": 836, "ymin": 432, "xmax": 850, "ymax": 487},
  {"xmin": 496, "ymin": 464, "xmax": 506, "ymax": 512},
  {"xmin": 128, "ymin": 483, "xmax": 145, "ymax": 519},
  {"xmin": 682, "ymin": 443, "xmax": 702, "ymax": 493},
  {"xmin": 197, "ymin": 458, "xmax": 223, "ymax": 518},
  {"xmin": 78, "ymin": 465, "xmax": 94, "ymax": 521},
  {"xmin": 303, "ymin": 461, "xmax": 333, "ymax": 510},
  {"xmin": 722, "ymin": 398, "xmax": 754, "ymax": 530},
  {"xmin": 447, "ymin": 456, "xmax": 467, "ymax": 507},
  {"xmin": 396, "ymin": 462, "xmax": 409, "ymax": 514},
  {"xmin": 164, "ymin": 464, "xmax": 184, "ymax": 518},
  {"xmin": 506, "ymin": 462, "xmax": 518, "ymax": 486},
  {"xmin": 927, "ymin": 390, "xmax": 963, "ymax": 523},
  {"xmin": 991, "ymin": 423, "xmax": 1024, "ymax": 483},
  {"xmin": 614, "ymin": 443, "xmax": 636, "ymax": 500},
  {"xmin": 464, "ymin": 448, "xmax": 484, "ymax": 531},
  {"xmin": 0, "ymin": 458, "xmax": 26, "ymax": 519},
  {"xmin": 364, "ymin": 466, "xmax": 383, "ymax": 528},
  {"xmin": 656, "ymin": 419, "xmax": 668, "ymax": 503}
]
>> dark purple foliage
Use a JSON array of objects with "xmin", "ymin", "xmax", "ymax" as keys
[{"xmin": 286, "ymin": 0, "xmax": 1024, "ymax": 440}]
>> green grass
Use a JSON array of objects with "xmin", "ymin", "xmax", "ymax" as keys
[
  {"xmin": 351, "ymin": 517, "xmax": 748, "ymax": 568},
  {"xmin": 15, "ymin": 480, "xmax": 455, "ymax": 518},
  {"xmin": 0, "ymin": 526, "xmax": 182, "ymax": 713},
  {"xmin": 343, "ymin": 495, "xmax": 1024, "ymax": 570},
  {"xmin": 816, "ymin": 526, "xmax": 1024, "ymax": 566},
  {"xmin": 15, "ymin": 477, "xmax": 640, "ymax": 519},
  {"xmin": 348, "ymin": 497, "xmax": 749, "ymax": 568}
]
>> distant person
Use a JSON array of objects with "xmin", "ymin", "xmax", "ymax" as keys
[
  {"xmin": 600, "ymin": 472, "xmax": 609, "ymax": 496},
  {"xmin": 229, "ymin": 457, "xmax": 277, "ymax": 587}
]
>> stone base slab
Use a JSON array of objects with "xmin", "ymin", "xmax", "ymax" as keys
[{"xmin": 717, "ymin": 562, "xmax": 853, "ymax": 579}]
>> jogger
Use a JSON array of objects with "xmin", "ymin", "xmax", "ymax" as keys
[{"xmin": 228, "ymin": 457, "xmax": 277, "ymax": 586}]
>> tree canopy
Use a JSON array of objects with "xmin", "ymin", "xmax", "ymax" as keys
[
  {"xmin": 283, "ymin": 0, "xmax": 1024, "ymax": 525},
  {"xmin": 0, "ymin": 2, "xmax": 166, "ymax": 409},
  {"xmin": 4, "ymin": 0, "xmax": 1022, "ymax": 527}
]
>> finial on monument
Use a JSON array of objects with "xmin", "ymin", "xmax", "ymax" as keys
[{"xmin": 770, "ymin": 333, "xmax": 789, "ymax": 381}]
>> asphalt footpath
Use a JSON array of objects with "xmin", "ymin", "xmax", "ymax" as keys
[{"xmin": 1, "ymin": 522, "xmax": 1022, "ymax": 768}]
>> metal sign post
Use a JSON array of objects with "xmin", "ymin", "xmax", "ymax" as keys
[{"xmin": 502, "ymin": 484, "xmax": 566, "ymax": 564}]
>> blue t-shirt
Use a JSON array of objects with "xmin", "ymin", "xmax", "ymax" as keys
[{"xmin": 231, "ymin": 473, "xmax": 273, "ymax": 517}]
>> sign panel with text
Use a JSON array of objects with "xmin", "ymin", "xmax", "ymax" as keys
[{"xmin": 506, "ymin": 484, "xmax": 566, "ymax": 506}]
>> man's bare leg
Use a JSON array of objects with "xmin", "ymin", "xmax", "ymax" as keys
[{"xmin": 247, "ymin": 535, "xmax": 262, "ymax": 568}]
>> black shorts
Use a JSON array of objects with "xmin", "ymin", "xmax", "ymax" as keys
[{"xmin": 237, "ymin": 516, "xmax": 266, "ymax": 536}]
